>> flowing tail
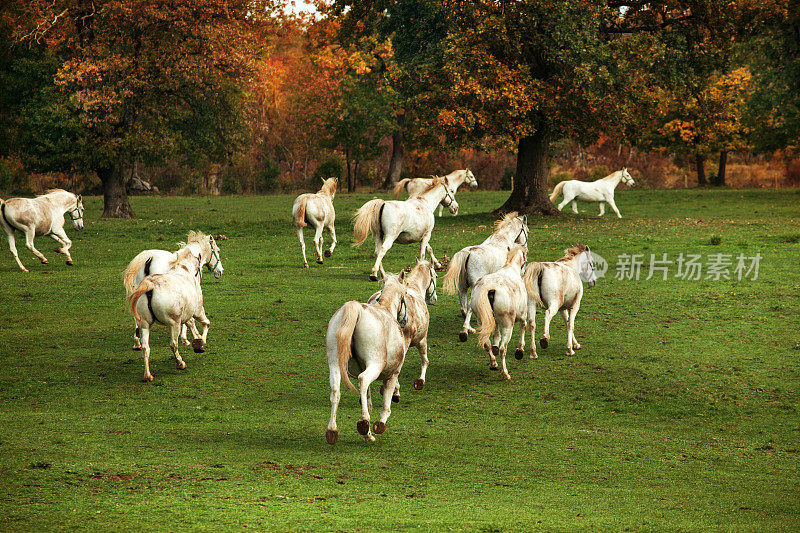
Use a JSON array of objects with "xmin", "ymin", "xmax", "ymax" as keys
[
  {"xmin": 293, "ymin": 196, "xmax": 309, "ymax": 228},
  {"xmin": 353, "ymin": 198, "xmax": 384, "ymax": 246},
  {"xmin": 392, "ymin": 178, "xmax": 412, "ymax": 199},
  {"xmin": 123, "ymin": 251, "xmax": 152, "ymax": 296},
  {"xmin": 475, "ymin": 286, "xmax": 497, "ymax": 349},
  {"xmin": 549, "ymin": 181, "xmax": 566, "ymax": 202},
  {"xmin": 336, "ymin": 301, "xmax": 362, "ymax": 393},
  {"xmin": 127, "ymin": 277, "xmax": 156, "ymax": 323},
  {"xmin": 443, "ymin": 249, "xmax": 469, "ymax": 295},
  {"xmin": 522, "ymin": 262, "xmax": 545, "ymax": 307}
]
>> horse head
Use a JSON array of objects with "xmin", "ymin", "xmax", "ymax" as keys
[
  {"xmin": 440, "ymin": 178, "xmax": 459, "ymax": 215},
  {"xmin": 464, "ymin": 169, "xmax": 478, "ymax": 189},
  {"xmin": 621, "ymin": 168, "xmax": 635, "ymax": 187},
  {"xmin": 416, "ymin": 259, "xmax": 438, "ymax": 305},
  {"xmin": 576, "ymin": 246, "xmax": 598, "ymax": 287},
  {"xmin": 207, "ymin": 235, "xmax": 224, "ymax": 279},
  {"xmin": 380, "ymin": 270, "xmax": 409, "ymax": 327},
  {"xmin": 514, "ymin": 215, "xmax": 529, "ymax": 246},
  {"xmin": 68, "ymin": 195, "xmax": 84, "ymax": 230}
]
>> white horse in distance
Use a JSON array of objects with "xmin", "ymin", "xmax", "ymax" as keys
[
  {"xmin": 128, "ymin": 248, "xmax": 212, "ymax": 382},
  {"xmin": 443, "ymin": 212, "xmax": 528, "ymax": 338},
  {"xmin": 522, "ymin": 243, "xmax": 597, "ymax": 358},
  {"xmin": 394, "ymin": 169, "xmax": 478, "ymax": 216},
  {"xmin": 123, "ymin": 231, "xmax": 223, "ymax": 351},
  {"xmin": 326, "ymin": 272, "xmax": 410, "ymax": 444},
  {"xmin": 354, "ymin": 176, "xmax": 457, "ymax": 281},
  {"xmin": 0, "ymin": 189, "xmax": 84, "ymax": 272},
  {"xmin": 549, "ymin": 168, "xmax": 635, "ymax": 218},
  {"xmin": 292, "ymin": 177, "xmax": 338, "ymax": 268}
]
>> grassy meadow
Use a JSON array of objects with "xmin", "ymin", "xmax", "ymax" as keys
[{"xmin": 0, "ymin": 188, "xmax": 798, "ymax": 531}]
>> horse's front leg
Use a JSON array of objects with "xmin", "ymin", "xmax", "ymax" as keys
[
  {"xmin": 184, "ymin": 319, "xmax": 200, "ymax": 346},
  {"xmin": 357, "ymin": 364, "xmax": 382, "ymax": 442},
  {"xmin": 498, "ymin": 319, "xmax": 514, "ymax": 380},
  {"xmin": 50, "ymin": 227, "xmax": 74, "ymax": 264},
  {"xmin": 4, "ymin": 229, "xmax": 28, "ymax": 272},
  {"xmin": 437, "ymin": 204, "xmax": 443, "ymax": 217},
  {"xmin": 374, "ymin": 373, "xmax": 399, "ymax": 435},
  {"xmin": 567, "ymin": 300, "xmax": 582, "ymax": 352},
  {"xmin": 608, "ymin": 197, "xmax": 622, "ymax": 218},
  {"xmin": 540, "ymin": 304, "xmax": 559, "ymax": 349},
  {"xmin": 598, "ymin": 202, "xmax": 606, "ymax": 217},
  {"xmin": 169, "ymin": 322, "xmax": 187, "ymax": 370},
  {"xmin": 296, "ymin": 228, "xmax": 309, "ymax": 268},
  {"xmin": 192, "ymin": 309, "xmax": 211, "ymax": 353},
  {"xmin": 421, "ymin": 233, "xmax": 441, "ymax": 269},
  {"xmin": 414, "ymin": 338, "xmax": 429, "ymax": 391},
  {"xmin": 313, "ymin": 224, "xmax": 324, "ymax": 264},
  {"xmin": 23, "ymin": 228, "xmax": 48, "ymax": 264},
  {"xmin": 514, "ymin": 316, "xmax": 527, "ymax": 361},
  {"xmin": 528, "ymin": 301, "xmax": 538, "ymax": 359},
  {"xmin": 570, "ymin": 200, "xmax": 579, "ymax": 214},
  {"xmin": 325, "ymin": 222, "xmax": 337, "ymax": 258},
  {"xmin": 560, "ymin": 309, "xmax": 575, "ymax": 356}
]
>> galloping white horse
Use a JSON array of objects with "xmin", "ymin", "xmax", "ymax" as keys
[
  {"xmin": 394, "ymin": 169, "xmax": 478, "ymax": 216},
  {"xmin": 549, "ymin": 168, "xmax": 635, "ymax": 218},
  {"xmin": 326, "ymin": 272, "xmax": 410, "ymax": 444},
  {"xmin": 466, "ymin": 245, "xmax": 530, "ymax": 380},
  {"xmin": 123, "ymin": 231, "xmax": 223, "ymax": 351},
  {"xmin": 368, "ymin": 260, "xmax": 437, "ymax": 394},
  {"xmin": 292, "ymin": 177, "xmax": 338, "ymax": 268},
  {"xmin": 443, "ymin": 212, "xmax": 528, "ymax": 337},
  {"xmin": 0, "ymin": 189, "xmax": 84, "ymax": 272},
  {"xmin": 354, "ymin": 176, "xmax": 457, "ymax": 281},
  {"xmin": 522, "ymin": 243, "xmax": 597, "ymax": 358},
  {"xmin": 128, "ymin": 248, "xmax": 211, "ymax": 382}
]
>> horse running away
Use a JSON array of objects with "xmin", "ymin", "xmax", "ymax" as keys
[
  {"xmin": 292, "ymin": 177, "xmax": 338, "ymax": 268},
  {"xmin": 326, "ymin": 272, "xmax": 410, "ymax": 444},
  {"xmin": 443, "ymin": 212, "xmax": 528, "ymax": 337},
  {"xmin": 0, "ymin": 189, "xmax": 84, "ymax": 272},
  {"xmin": 123, "ymin": 231, "xmax": 223, "ymax": 352},
  {"xmin": 354, "ymin": 176, "xmax": 457, "ymax": 281},
  {"xmin": 127, "ymin": 248, "xmax": 212, "ymax": 382},
  {"xmin": 393, "ymin": 169, "xmax": 478, "ymax": 217},
  {"xmin": 549, "ymin": 168, "xmax": 635, "ymax": 218},
  {"xmin": 368, "ymin": 260, "xmax": 437, "ymax": 395},
  {"xmin": 522, "ymin": 243, "xmax": 597, "ymax": 358}
]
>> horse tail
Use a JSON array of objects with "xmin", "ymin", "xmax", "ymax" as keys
[
  {"xmin": 549, "ymin": 181, "xmax": 566, "ymax": 202},
  {"xmin": 336, "ymin": 301, "xmax": 362, "ymax": 393},
  {"xmin": 353, "ymin": 198, "xmax": 384, "ymax": 247},
  {"xmin": 128, "ymin": 277, "xmax": 156, "ymax": 324},
  {"xmin": 443, "ymin": 249, "xmax": 468, "ymax": 295},
  {"xmin": 293, "ymin": 196, "xmax": 308, "ymax": 228},
  {"xmin": 522, "ymin": 262, "xmax": 545, "ymax": 307},
  {"xmin": 123, "ymin": 251, "xmax": 151, "ymax": 296},
  {"xmin": 392, "ymin": 178, "xmax": 412, "ymax": 199},
  {"xmin": 475, "ymin": 285, "xmax": 497, "ymax": 350}
]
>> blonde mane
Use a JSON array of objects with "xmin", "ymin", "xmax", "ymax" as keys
[
  {"xmin": 504, "ymin": 244, "xmax": 527, "ymax": 266},
  {"xmin": 43, "ymin": 188, "xmax": 69, "ymax": 196},
  {"xmin": 557, "ymin": 243, "xmax": 589, "ymax": 262},
  {"xmin": 410, "ymin": 176, "xmax": 445, "ymax": 198},
  {"xmin": 168, "ymin": 247, "xmax": 199, "ymax": 270},
  {"xmin": 376, "ymin": 275, "xmax": 405, "ymax": 311},
  {"xmin": 493, "ymin": 211, "xmax": 520, "ymax": 231},
  {"xmin": 318, "ymin": 178, "xmax": 338, "ymax": 197}
]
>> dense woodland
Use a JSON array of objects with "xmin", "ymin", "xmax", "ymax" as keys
[{"xmin": 0, "ymin": 0, "xmax": 798, "ymax": 216}]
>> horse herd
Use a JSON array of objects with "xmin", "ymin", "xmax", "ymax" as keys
[{"xmin": 0, "ymin": 168, "xmax": 635, "ymax": 444}]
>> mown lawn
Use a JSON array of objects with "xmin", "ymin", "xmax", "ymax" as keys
[{"xmin": 0, "ymin": 188, "xmax": 798, "ymax": 531}]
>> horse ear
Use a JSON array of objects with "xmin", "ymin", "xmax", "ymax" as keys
[
  {"xmin": 399, "ymin": 270, "xmax": 406, "ymax": 281},
  {"xmin": 522, "ymin": 215, "xmax": 527, "ymax": 224},
  {"xmin": 77, "ymin": 195, "xmax": 82, "ymax": 202}
]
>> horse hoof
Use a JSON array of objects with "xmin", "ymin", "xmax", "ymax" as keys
[
  {"xmin": 458, "ymin": 332, "xmax": 468, "ymax": 342},
  {"xmin": 530, "ymin": 353, "xmax": 538, "ymax": 360},
  {"xmin": 392, "ymin": 394, "xmax": 400, "ymax": 403},
  {"xmin": 491, "ymin": 346, "xmax": 500, "ymax": 356},
  {"xmin": 132, "ymin": 346, "xmax": 142, "ymax": 351},
  {"xmin": 356, "ymin": 419, "xmax": 370, "ymax": 436},
  {"xmin": 192, "ymin": 339, "xmax": 205, "ymax": 353},
  {"xmin": 40, "ymin": 259, "xmax": 48, "ymax": 264},
  {"xmin": 303, "ymin": 263, "xmax": 309, "ymax": 269},
  {"xmin": 324, "ymin": 250, "xmax": 332, "ymax": 258},
  {"xmin": 515, "ymin": 348, "xmax": 524, "ymax": 360},
  {"xmin": 21, "ymin": 268, "xmax": 29, "ymax": 273},
  {"xmin": 489, "ymin": 363, "xmax": 499, "ymax": 371},
  {"xmin": 316, "ymin": 258, "xmax": 323, "ymax": 264},
  {"xmin": 369, "ymin": 274, "xmax": 378, "ymax": 282},
  {"xmin": 177, "ymin": 361, "xmax": 187, "ymax": 370},
  {"xmin": 502, "ymin": 374, "xmax": 512, "ymax": 381},
  {"xmin": 143, "ymin": 375, "xmax": 154, "ymax": 382},
  {"xmin": 539, "ymin": 338, "xmax": 549, "ymax": 349},
  {"xmin": 413, "ymin": 378, "xmax": 425, "ymax": 390},
  {"xmin": 325, "ymin": 429, "xmax": 338, "ymax": 445},
  {"xmin": 66, "ymin": 260, "xmax": 73, "ymax": 266},
  {"xmin": 373, "ymin": 421, "xmax": 386, "ymax": 434}
]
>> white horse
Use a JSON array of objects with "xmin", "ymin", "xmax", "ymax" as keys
[
  {"xmin": 326, "ymin": 272, "xmax": 410, "ymax": 444},
  {"xmin": 443, "ymin": 212, "xmax": 528, "ymax": 338},
  {"xmin": 549, "ymin": 168, "xmax": 635, "ymax": 218},
  {"xmin": 393, "ymin": 169, "xmax": 478, "ymax": 216},
  {"xmin": 466, "ymin": 245, "xmax": 530, "ymax": 380},
  {"xmin": 127, "ymin": 248, "xmax": 211, "ymax": 382},
  {"xmin": 123, "ymin": 231, "xmax": 223, "ymax": 351},
  {"xmin": 522, "ymin": 243, "xmax": 597, "ymax": 358},
  {"xmin": 0, "ymin": 189, "xmax": 84, "ymax": 272},
  {"xmin": 354, "ymin": 176, "xmax": 457, "ymax": 281},
  {"xmin": 368, "ymin": 260, "xmax": 437, "ymax": 394},
  {"xmin": 292, "ymin": 177, "xmax": 338, "ymax": 268}
]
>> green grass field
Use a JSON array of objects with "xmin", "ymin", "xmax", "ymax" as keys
[{"xmin": 1, "ymin": 189, "xmax": 798, "ymax": 531}]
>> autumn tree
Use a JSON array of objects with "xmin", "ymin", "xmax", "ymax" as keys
[{"xmin": 4, "ymin": 0, "xmax": 260, "ymax": 217}]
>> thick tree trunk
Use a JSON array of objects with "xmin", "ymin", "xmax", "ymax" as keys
[
  {"xmin": 380, "ymin": 112, "xmax": 405, "ymax": 190},
  {"xmin": 695, "ymin": 154, "xmax": 707, "ymax": 186},
  {"xmin": 98, "ymin": 166, "xmax": 134, "ymax": 218},
  {"xmin": 712, "ymin": 150, "xmax": 727, "ymax": 186},
  {"xmin": 496, "ymin": 125, "xmax": 560, "ymax": 215},
  {"xmin": 345, "ymin": 149, "xmax": 355, "ymax": 192}
]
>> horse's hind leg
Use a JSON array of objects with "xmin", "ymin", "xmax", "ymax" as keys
[
  {"xmin": 497, "ymin": 320, "xmax": 514, "ymax": 380},
  {"xmin": 357, "ymin": 364, "xmax": 382, "ymax": 441},
  {"xmin": 170, "ymin": 323, "xmax": 187, "ymax": 370},
  {"xmin": 4, "ymin": 230, "xmax": 28, "ymax": 272},
  {"xmin": 49, "ymin": 227, "xmax": 73, "ymax": 264},
  {"xmin": 140, "ymin": 324, "xmax": 153, "ymax": 381},
  {"xmin": 326, "ymin": 358, "xmax": 341, "ymax": 444},
  {"xmin": 557, "ymin": 196, "xmax": 571, "ymax": 211},
  {"xmin": 296, "ymin": 228, "xmax": 309, "ymax": 268},
  {"xmin": 313, "ymin": 223, "xmax": 324, "ymax": 264},
  {"xmin": 540, "ymin": 304, "xmax": 559, "ymax": 349},
  {"xmin": 514, "ymin": 317, "xmax": 527, "ymax": 361},
  {"xmin": 414, "ymin": 338, "xmax": 429, "ymax": 390},
  {"xmin": 528, "ymin": 303, "xmax": 538, "ymax": 359},
  {"xmin": 23, "ymin": 228, "xmax": 48, "ymax": 264},
  {"xmin": 437, "ymin": 204, "xmax": 443, "ymax": 217},
  {"xmin": 374, "ymin": 373, "xmax": 399, "ymax": 435},
  {"xmin": 598, "ymin": 202, "xmax": 606, "ymax": 216},
  {"xmin": 192, "ymin": 308, "xmax": 211, "ymax": 353},
  {"xmin": 459, "ymin": 306, "xmax": 476, "ymax": 342},
  {"xmin": 183, "ymin": 319, "xmax": 200, "ymax": 346},
  {"xmin": 325, "ymin": 222, "xmax": 337, "ymax": 257},
  {"xmin": 133, "ymin": 319, "xmax": 142, "ymax": 350}
]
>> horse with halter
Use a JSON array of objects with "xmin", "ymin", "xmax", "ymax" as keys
[
  {"xmin": 123, "ymin": 231, "xmax": 223, "ymax": 351},
  {"xmin": 0, "ymin": 189, "xmax": 84, "ymax": 272},
  {"xmin": 522, "ymin": 243, "xmax": 597, "ymax": 358},
  {"xmin": 466, "ymin": 245, "xmax": 531, "ymax": 380},
  {"xmin": 368, "ymin": 260, "xmax": 438, "ymax": 395},
  {"xmin": 292, "ymin": 177, "xmax": 338, "ymax": 268},
  {"xmin": 443, "ymin": 212, "xmax": 528, "ymax": 338},
  {"xmin": 549, "ymin": 168, "xmax": 635, "ymax": 218},
  {"xmin": 325, "ymin": 272, "xmax": 411, "ymax": 443},
  {"xmin": 354, "ymin": 176, "xmax": 457, "ymax": 281},
  {"xmin": 393, "ymin": 169, "xmax": 478, "ymax": 217},
  {"xmin": 127, "ymin": 248, "xmax": 212, "ymax": 382}
]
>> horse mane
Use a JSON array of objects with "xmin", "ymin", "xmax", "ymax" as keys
[
  {"xmin": 376, "ymin": 275, "xmax": 405, "ymax": 311},
  {"xmin": 599, "ymin": 170, "xmax": 621, "ymax": 181},
  {"xmin": 504, "ymin": 244, "xmax": 527, "ymax": 266},
  {"xmin": 318, "ymin": 178, "xmax": 337, "ymax": 197},
  {"xmin": 41, "ymin": 188, "xmax": 71, "ymax": 198},
  {"xmin": 557, "ymin": 243, "xmax": 589, "ymax": 261},
  {"xmin": 410, "ymin": 176, "xmax": 444, "ymax": 198},
  {"xmin": 186, "ymin": 230, "xmax": 208, "ymax": 244},
  {"xmin": 169, "ymin": 247, "xmax": 198, "ymax": 270},
  {"xmin": 405, "ymin": 260, "xmax": 431, "ymax": 285},
  {"xmin": 493, "ymin": 211, "xmax": 520, "ymax": 231}
]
